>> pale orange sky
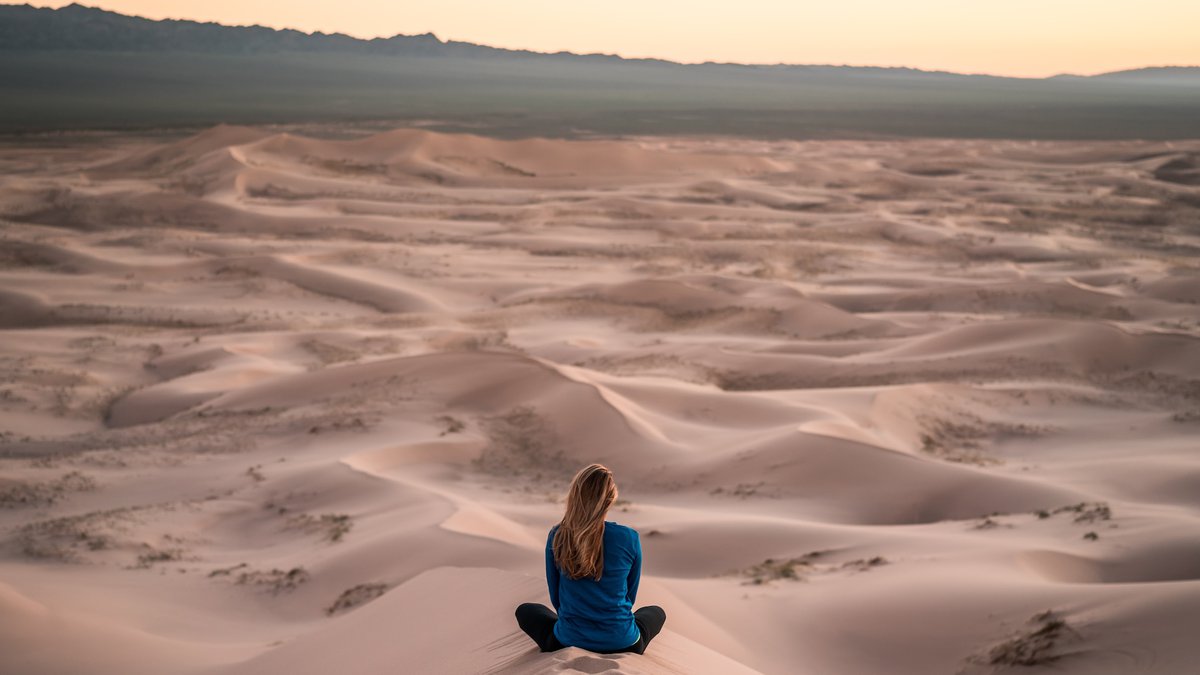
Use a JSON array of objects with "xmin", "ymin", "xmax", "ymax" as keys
[{"xmin": 39, "ymin": 1, "xmax": 1200, "ymax": 78}]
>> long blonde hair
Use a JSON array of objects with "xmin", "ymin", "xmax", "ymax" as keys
[{"xmin": 553, "ymin": 464, "xmax": 618, "ymax": 580}]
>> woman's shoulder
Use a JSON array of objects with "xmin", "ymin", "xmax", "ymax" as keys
[
  {"xmin": 603, "ymin": 520, "xmax": 639, "ymax": 541},
  {"xmin": 546, "ymin": 521, "xmax": 638, "ymax": 542}
]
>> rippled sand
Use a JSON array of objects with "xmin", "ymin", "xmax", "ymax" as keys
[{"xmin": 1, "ymin": 127, "xmax": 1198, "ymax": 674}]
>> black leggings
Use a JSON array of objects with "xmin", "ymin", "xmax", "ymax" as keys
[{"xmin": 515, "ymin": 603, "xmax": 666, "ymax": 655}]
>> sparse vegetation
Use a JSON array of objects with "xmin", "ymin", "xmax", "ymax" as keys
[
  {"xmin": 208, "ymin": 563, "xmax": 249, "ymax": 577},
  {"xmin": 133, "ymin": 545, "xmax": 184, "ymax": 568},
  {"xmin": 436, "ymin": 414, "xmax": 465, "ymax": 436},
  {"xmin": 840, "ymin": 556, "xmax": 888, "ymax": 572},
  {"xmin": 1064, "ymin": 502, "xmax": 1112, "ymax": 523},
  {"xmin": 737, "ymin": 551, "xmax": 885, "ymax": 585},
  {"xmin": 14, "ymin": 507, "xmax": 132, "ymax": 561},
  {"xmin": 286, "ymin": 512, "xmax": 353, "ymax": 543},
  {"xmin": 235, "ymin": 567, "xmax": 310, "ymax": 594},
  {"xmin": 0, "ymin": 471, "xmax": 96, "ymax": 508},
  {"xmin": 472, "ymin": 405, "xmax": 572, "ymax": 479},
  {"xmin": 326, "ymin": 582, "xmax": 390, "ymax": 616},
  {"xmin": 300, "ymin": 338, "xmax": 360, "ymax": 366},
  {"xmin": 972, "ymin": 516, "xmax": 1010, "ymax": 530},
  {"xmin": 982, "ymin": 610, "xmax": 1078, "ymax": 667},
  {"xmin": 915, "ymin": 412, "xmax": 1047, "ymax": 466},
  {"xmin": 741, "ymin": 556, "xmax": 813, "ymax": 584},
  {"xmin": 307, "ymin": 417, "xmax": 369, "ymax": 434},
  {"xmin": 710, "ymin": 482, "xmax": 768, "ymax": 499},
  {"xmin": 1040, "ymin": 501, "xmax": 1112, "ymax": 524}
]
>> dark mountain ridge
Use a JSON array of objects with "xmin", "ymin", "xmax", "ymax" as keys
[
  {"xmin": 6, "ymin": 3, "xmax": 1194, "ymax": 79},
  {"xmin": 1, "ymin": 3, "xmax": 1197, "ymax": 137}
]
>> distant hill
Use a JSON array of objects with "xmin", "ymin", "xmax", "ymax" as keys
[
  {"xmin": 1, "ymin": 3, "xmax": 1198, "ymax": 138},
  {"xmin": 0, "ymin": 2, "xmax": 585, "ymax": 60},
  {"xmin": 1090, "ymin": 66, "xmax": 1200, "ymax": 83}
]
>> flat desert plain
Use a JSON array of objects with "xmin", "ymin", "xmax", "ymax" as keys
[{"xmin": 1, "ymin": 127, "xmax": 1199, "ymax": 675}]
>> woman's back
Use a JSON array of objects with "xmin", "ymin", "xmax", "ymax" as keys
[
  {"xmin": 546, "ymin": 520, "xmax": 641, "ymax": 652},
  {"xmin": 515, "ymin": 464, "xmax": 664, "ymax": 656}
]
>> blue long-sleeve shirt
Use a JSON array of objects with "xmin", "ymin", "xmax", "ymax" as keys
[{"xmin": 546, "ymin": 521, "xmax": 642, "ymax": 652}]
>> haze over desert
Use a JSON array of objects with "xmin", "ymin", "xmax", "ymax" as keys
[{"xmin": 0, "ymin": 124, "xmax": 1197, "ymax": 674}]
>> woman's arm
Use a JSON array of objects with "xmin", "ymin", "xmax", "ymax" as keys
[
  {"xmin": 626, "ymin": 530, "xmax": 642, "ymax": 606},
  {"xmin": 546, "ymin": 527, "xmax": 561, "ymax": 611}
]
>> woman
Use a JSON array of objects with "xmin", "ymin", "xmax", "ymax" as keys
[{"xmin": 515, "ymin": 464, "xmax": 667, "ymax": 655}]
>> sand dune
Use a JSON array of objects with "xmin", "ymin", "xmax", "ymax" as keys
[
  {"xmin": 217, "ymin": 567, "xmax": 763, "ymax": 675},
  {"xmin": 1, "ymin": 128, "xmax": 1199, "ymax": 674}
]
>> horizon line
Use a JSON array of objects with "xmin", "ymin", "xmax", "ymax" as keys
[{"xmin": 17, "ymin": 2, "xmax": 1200, "ymax": 81}]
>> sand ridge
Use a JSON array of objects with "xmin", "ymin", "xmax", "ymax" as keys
[{"xmin": 1, "ymin": 127, "xmax": 1199, "ymax": 674}]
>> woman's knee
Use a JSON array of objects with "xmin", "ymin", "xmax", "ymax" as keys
[
  {"xmin": 516, "ymin": 602, "xmax": 558, "ymax": 627},
  {"xmin": 515, "ymin": 602, "xmax": 542, "ymax": 620},
  {"xmin": 639, "ymin": 605, "xmax": 666, "ymax": 622}
]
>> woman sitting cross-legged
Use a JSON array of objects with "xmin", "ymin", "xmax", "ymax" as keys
[{"xmin": 515, "ymin": 463, "xmax": 666, "ymax": 655}]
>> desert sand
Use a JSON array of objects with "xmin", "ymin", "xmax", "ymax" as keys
[{"xmin": 1, "ymin": 126, "xmax": 1199, "ymax": 674}]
